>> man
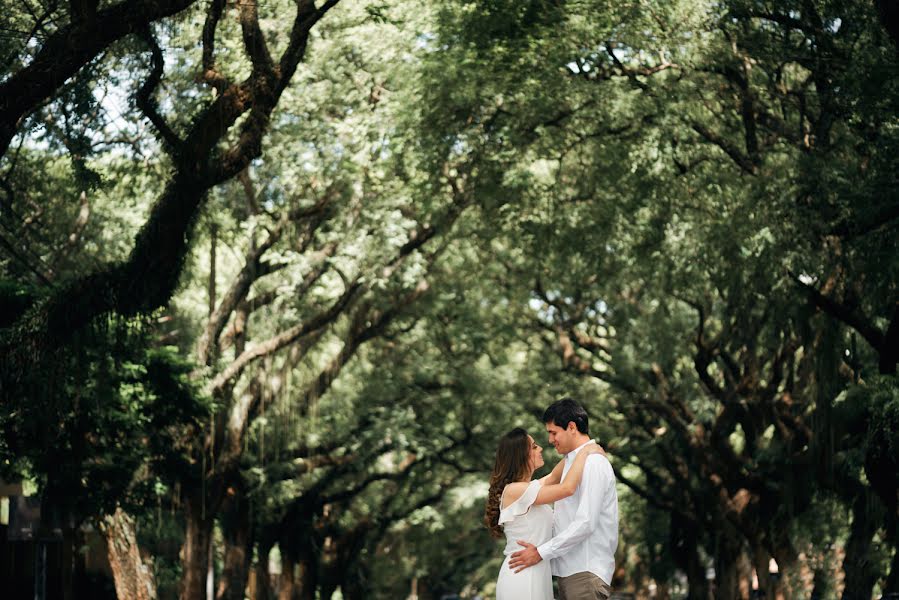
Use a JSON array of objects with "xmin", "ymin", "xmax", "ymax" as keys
[{"xmin": 508, "ymin": 398, "xmax": 619, "ymax": 600}]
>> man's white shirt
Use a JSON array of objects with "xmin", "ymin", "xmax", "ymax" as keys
[{"xmin": 536, "ymin": 440, "xmax": 619, "ymax": 584}]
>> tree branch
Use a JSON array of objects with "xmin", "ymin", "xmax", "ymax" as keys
[
  {"xmin": 298, "ymin": 279, "xmax": 431, "ymax": 416},
  {"xmin": 136, "ymin": 29, "xmax": 184, "ymax": 154},
  {"xmin": 200, "ymin": 0, "xmax": 229, "ymax": 92},
  {"xmin": 791, "ymin": 273, "xmax": 887, "ymax": 366},
  {"xmin": 195, "ymin": 198, "xmax": 333, "ymax": 366},
  {"xmin": 691, "ymin": 122, "xmax": 758, "ymax": 175},
  {"xmin": 0, "ymin": 0, "xmax": 198, "ymax": 158},
  {"xmin": 238, "ymin": 0, "xmax": 275, "ymax": 80},
  {"xmin": 209, "ymin": 278, "xmax": 363, "ymax": 394},
  {"xmin": 0, "ymin": 0, "xmax": 343, "ymax": 397}
]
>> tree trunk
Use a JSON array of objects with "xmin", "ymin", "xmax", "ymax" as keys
[
  {"xmin": 751, "ymin": 545, "xmax": 773, "ymax": 600},
  {"xmin": 216, "ymin": 493, "xmax": 252, "ymax": 600},
  {"xmin": 737, "ymin": 550, "xmax": 752, "ymax": 600},
  {"xmin": 840, "ymin": 492, "xmax": 880, "ymax": 600},
  {"xmin": 885, "ymin": 543, "xmax": 899, "ymax": 594},
  {"xmin": 181, "ymin": 498, "xmax": 214, "ymax": 600},
  {"xmin": 317, "ymin": 558, "xmax": 338, "ymax": 600},
  {"xmin": 655, "ymin": 582, "xmax": 672, "ymax": 600},
  {"xmin": 296, "ymin": 556, "xmax": 317, "ymax": 600},
  {"xmin": 319, "ymin": 583, "xmax": 337, "ymax": 600},
  {"xmin": 714, "ymin": 528, "xmax": 742, "ymax": 600},
  {"xmin": 670, "ymin": 515, "xmax": 709, "ymax": 600},
  {"xmin": 341, "ymin": 563, "xmax": 369, "ymax": 600},
  {"xmin": 62, "ymin": 524, "xmax": 75, "ymax": 600},
  {"xmin": 685, "ymin": 558, "xmax": 710, "ymax": 599},
  {"xmin": 278, "ymin": 553, "xmax": 296, "ymax": 600},
  {"xmin": 101, "ymin": 507, "xmax": 157, "ymax": 600},
  {"xmin": 252, "ymin": 538, "xmax": 275, "ymax": 600},
  {"xmin": 770, "ymin": 543, "xmax": 797, "ymax": 600}
]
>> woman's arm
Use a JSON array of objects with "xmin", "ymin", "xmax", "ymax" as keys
[
  {"xmin": 540, "ymin": 443, "xmax": 608, "ymax": 487},
  {"xmin": 538, "ymin": 459, "xmax": 566, "ymax": 486},
  {"xmin": 532, "ymin": 443, "xmax": 604, "ymax": 506}
]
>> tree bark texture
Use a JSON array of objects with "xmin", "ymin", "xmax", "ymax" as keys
[
  {"xmin": 296, "ymin": 556, "xmax": 317, "ymax": 600},
  {"xmin": 670, "ymin": 514, "xmax": 710, "ymax": 600},
  {"xmin": 714, "ymin": 529, "xmax": 743, "ymax": 600},
  {"xmin": 180, "ymin": 497, "xmax": 215, "ymax": 600},
  {"xmin": 252, "ymin": 537, "xmax": 275, "ymax": 600},
  {"xmin": 216, "ymin": 493, "xmax": 253, "ymax": 600},
  {"xmin": 101, "ymin": 507, "xmax": 157, "ymax": 600},
  {"xmin": 840, "ymin": 493, "xmax": 880, "ymax": 600},
  {"xmin": 277, "ymin": 553, "xmax": 296, "ymax": 600},
  {"xmin": 751, "ymin": 545, "xmax": 775, "ymax": 600}
]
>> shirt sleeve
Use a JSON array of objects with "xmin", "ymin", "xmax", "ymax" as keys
[{"xmin": 537, "ymin": 456, "xmax": 610, "ymax": 561}]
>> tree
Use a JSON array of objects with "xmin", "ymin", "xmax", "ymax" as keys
[
  {"xmin": 3, "ymin": 0, "xmax": 896, "ymax": 597},
  {"xmin": 1, "ymin": 0, "xmax": 343, "ymax": 398},
  {"xmin": 423, "ymin": 0, "xmax": 898, "ymax": 596}
]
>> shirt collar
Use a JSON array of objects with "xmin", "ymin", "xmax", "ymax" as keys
[{"xmin": 565, "ymin": 439, "xmax": 595, "ymax": 462}]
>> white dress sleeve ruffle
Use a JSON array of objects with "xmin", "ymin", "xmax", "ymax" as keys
[{"xmin": 498, "ymin": 480, "xmax": 542, "ymax": 525}]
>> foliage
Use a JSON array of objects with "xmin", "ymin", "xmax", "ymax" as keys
[
  {"xmin": 0, "ymin": 311, "xmax": 209, "ymax": 522},
  {"xmin": 0, "ymin": 0, "xmax": 897, "ymax": 598}
]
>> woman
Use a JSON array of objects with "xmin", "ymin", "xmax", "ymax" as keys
[{"xmin": 484, "ymin": 427, "xmax": 603, "ymax": 600}]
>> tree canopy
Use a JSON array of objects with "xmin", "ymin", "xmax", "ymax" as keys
[{"xmin": 1, "ymin": 0, "xmax": 897, "ymax": 599}]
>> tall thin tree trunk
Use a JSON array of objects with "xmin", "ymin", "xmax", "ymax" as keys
[
  {"xmin": 885, "ymin": 537, "xmax": 899, "ymax": 594},
  {"xmin": 101, "ymin": 507, "xmax": 157, "ymax": 600},
  {"xmin": 715, "ymin": 529, "xmax": 742, "ymax": 600},
  {"xmin": 738, "ymin": 549, "xmax": 753, "ymax": 600},
  {"xmin": 208, "ymin": 223, "xmax": 217, "ymax": 318},
  {"xmin": 341, "ymin": 563, "xmax": 369, "ymax": 600},
  {"xmin": 296, "ymin": 555, "xmax": 317, "ymax": 600},
  {"xmin": 656, "ymin": 582, "xmax": 672, "ymax": 600},
  {"xmin": 253, "ymin": 538, "xmax": 275, "ymax": 600},
  {"xmin": 319, "ymin": 583, "xmax": 337, "ymax": 600},
  {"xmin": 751, "ymin": 544, "xmax": 772, "ymax": 600},
  {"xmin": 771, "ymin": 543, "xmax": 797, "ymax": 600},
  {"xmin": 181, "ymin": 498, "xmax": 214, "ymax": 600},
  {"xmin": 840, "ymin": 492, "xmax": 880, "ymax": 600},
  {"xmin": 670, "ymin": 515, "xmax": 709, "ymax": 600},
  {"xmin": 216, "ymin": 494, "xmax": 252, "ymax": 600},
  {"xmin": 62, "ymin": 524, "xmax": 75, "ymax": 600},
  {"xmin": 278, "ymin": 553, "xmax": 296, "ymax": 600}
]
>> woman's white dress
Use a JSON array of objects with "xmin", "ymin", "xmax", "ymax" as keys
[{"xmin": 496, "ymin": 479, "xmax": 553, "ymax": 600}]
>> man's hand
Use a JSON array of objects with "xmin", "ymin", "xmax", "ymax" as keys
[{"xmin": 508, "ymin": 541, "xmax": 542, "ymax": 573}]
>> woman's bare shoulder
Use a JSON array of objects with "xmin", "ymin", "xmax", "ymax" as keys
[{"xmin": 501, "ymin": 481, "xmax": 531, "ymax": 508}]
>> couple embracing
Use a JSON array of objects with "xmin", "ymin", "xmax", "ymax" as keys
[{"xmin": 485, "ymin": 398, "xmax": 619, "ymax": 600}]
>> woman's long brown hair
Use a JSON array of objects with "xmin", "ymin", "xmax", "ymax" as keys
[{"xmin": 484, "ymin": 427, "xmax": 531, "ymax": 538}]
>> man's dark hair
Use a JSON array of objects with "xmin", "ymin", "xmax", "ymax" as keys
[{"xmin": 543, "ymin": 397, "xmax": 589, "ymax": 434}]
